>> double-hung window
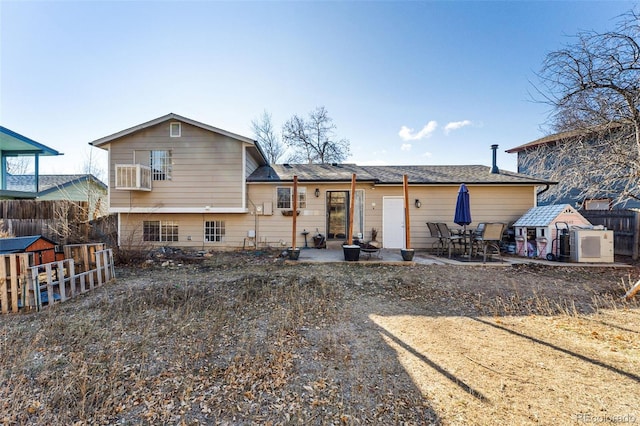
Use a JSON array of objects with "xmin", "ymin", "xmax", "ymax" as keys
[
  {"xmin": 143, "ymin": 220, "xmax": 179, "ymax": 242},
  {"xmin": 150, "ymin": 150, "xmax": 171, "ymax": 181},
  {"xmin": 277, "ymin": 187, "xmax": 306, "ymax": 209}
]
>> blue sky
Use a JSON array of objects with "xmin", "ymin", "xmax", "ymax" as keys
[{"xmin": 1, "ymin": 1, "xmax": 636, "ymax": 178}]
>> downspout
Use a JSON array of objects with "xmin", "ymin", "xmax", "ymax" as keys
[
  {"xmin": 535, "ymin": 184, "xmax": 550, "ymax": 207},
  {"xmin": 536, "ymin": 184, "xmax": 550, "ymax": 197}
]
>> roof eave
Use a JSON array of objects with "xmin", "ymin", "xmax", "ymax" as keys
[
  {"xmin": 90, "ymin": 113, "xmax": 257, "ymax": 148},
  {"xmin": 0, "ymin": 126, "xmax": 61, "ymax": 156}
]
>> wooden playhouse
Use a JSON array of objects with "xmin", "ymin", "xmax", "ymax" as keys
[
  {"xmin": 0, "ymin": 235, "xmax": 64, "ymax": 265},
  {"xmin": 512, "ymin": 204, "xmax": 592, "ymax": 259}
]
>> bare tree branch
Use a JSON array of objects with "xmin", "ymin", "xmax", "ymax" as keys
[
  {"xmin": 529, "ymin": 9, "xmax": 640, "ymax": 207},
  {"xmin": 251, "ymin": 110, "xmax": 285, "ymax": 164},
  {"xmin": 282, "ymin": 106, "xmax": 351, "ymax": 164}
]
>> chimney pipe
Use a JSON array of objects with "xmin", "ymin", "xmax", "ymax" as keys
[{"xmin": 490, "ymin": 144, "xmax": 499, "ymax": 174}]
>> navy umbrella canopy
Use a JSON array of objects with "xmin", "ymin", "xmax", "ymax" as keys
[{"xmin": 454, "ymin": 183, "xmax": 472, "ymax": 228}]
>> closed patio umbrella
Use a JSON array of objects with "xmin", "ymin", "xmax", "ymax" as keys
[
  {"xmin": 454, "ymin": 183, "xmax": 472, "ymax": 256},
  {"xmin": 454, "ymin": 183, "xmax": 472, "ymax": 228}
]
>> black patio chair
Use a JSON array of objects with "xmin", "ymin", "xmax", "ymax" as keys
[
  {"xmin": 436, "ymin": 223, "xmax": 464, "ymax": 258},
  {"xmin": 426, "ymin": 222, "xmax": 444, "ymax": 255}
]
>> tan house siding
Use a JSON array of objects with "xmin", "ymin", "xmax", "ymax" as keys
[
  {"xmin": 406, "ymin": 185, "xmax": 536, "ymax": 249},
  {"xmin": 248, "ymin": 183, "xmax": 329, "ymax": 248},
  {"xmin": 108, "ymin": 121, "xmax": 246, "ymax": 210},
  {"xmin": 116, "ymin": 183, "xmax": 538, "ymax": 250},
  {"xmin": 245, "ymin": 146, "xmax": 260, "ymax": 177},
  {"xmin": 118, "ymin": 213, "xmax": 254, "ymax": 249}
]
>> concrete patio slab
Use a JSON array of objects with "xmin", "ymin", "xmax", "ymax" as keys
[{"xmin": 286, "ymin": 247, "xmax": 631, "ymax": 267}]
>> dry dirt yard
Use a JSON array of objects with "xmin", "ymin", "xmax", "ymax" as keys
[{"xmin": 1, "ymin": 251, "xmax": 639, "ymax": 425}]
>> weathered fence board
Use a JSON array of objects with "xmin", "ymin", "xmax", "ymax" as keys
[
  {"xmin": 0, "ymin": 253, "xmax": 31, "ymax": 313},
  {"xmin": 63, "ymin": 243, "xmax": 105, "ymax": 273},
  {"xmin": 580, "ymin": 209, "xmax": 639, "ymax": 259},
  {"xmin": 0, "ymin": 247, "xmax": 115, "ymax": 314},
  {"xmin": 28, "ymin": 249, "xmax": 115, "ymax": 311},
  {"xmin": 0, "ymin": 199, "xmax": 90, "ymax": 245}
]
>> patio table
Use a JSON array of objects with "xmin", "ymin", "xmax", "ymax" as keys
[{"xmin": 454, "ymin": 229, "xmax": 474, "ymax": 259}]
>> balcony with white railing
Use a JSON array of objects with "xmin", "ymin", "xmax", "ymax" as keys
[{"xmin": 115, "ymin": 164, "xmax": 152, "ymax": 191}]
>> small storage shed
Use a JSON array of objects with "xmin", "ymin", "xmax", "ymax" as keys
[
  {"xmin": 0, "ymin": 235, "xmax": 63, "ymax": 265},
  {"xmin": 512, "ymin": 204, "xmax": 592, "ymax": 259}
]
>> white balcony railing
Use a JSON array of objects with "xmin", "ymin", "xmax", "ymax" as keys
[{"xmin": 115, "ymin": 164, "xmax": 152, "ymax": 191}]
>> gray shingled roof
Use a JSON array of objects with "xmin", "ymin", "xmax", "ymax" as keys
[
  {"xmin": 247, "ymin": 164, "xmax": 553, "ymax": 185},
  {"xmin": 5, "ymin": 174, "xmax": 106, "ymax": 194}
]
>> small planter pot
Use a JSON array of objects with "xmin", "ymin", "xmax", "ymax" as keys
[
  {"xmin": 343, "ymin": 244, "xmax": 361, "ymax": 262},
  {"xmin": 401, "ymin": 248, "xmax": 415, "ymax": 261},
  {"xmin": 287, "ymin": 247, "xmax": 300, "ymax": 260}
]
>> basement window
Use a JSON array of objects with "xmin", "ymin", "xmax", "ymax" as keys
[
  {"xmin": 204, "ymin": 220, "xmax": 225, "ymax": 242},
  {"xmin": 143, "ymin": 220, "xmax": 179, "ymax": 242},
  {"xmin": 170, "ymin": 122, "xmax": 181, "ymax": 137}
]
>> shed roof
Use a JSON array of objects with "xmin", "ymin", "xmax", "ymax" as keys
[
  {"xmin": 0, "ymin": 235, "xmax": 56, "ymax": 254},
  {"xmin": 512, "ymin": 204, "xmax": 584, "ymax": 227}
]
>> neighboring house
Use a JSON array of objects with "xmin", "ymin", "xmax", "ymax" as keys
[
  {"xmin": 0, "ymin": 126, "xmax": 62, "ymax": 199},
  {"xmin": 506, "ymin": 126, "xmax": 639, "ymax": 210},
  {"xmin": 36, "ymin": 174, "xmax": 107, "ymax": 219},
  {"xmin": 6, "ymin": 174, "xmax": 108, "ymax": 218},
  {"xmin": 91, "ymin": 113, "xmax": 553, "ymax": 250}
]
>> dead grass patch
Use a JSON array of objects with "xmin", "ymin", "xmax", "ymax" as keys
[{"xmin": 1, "ymin": 252, "xmax": 638, "ymax": 425}]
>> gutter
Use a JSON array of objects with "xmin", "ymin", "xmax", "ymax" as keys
[{"xmin": 536, "ymin": 184, "xmax": 550, "ymax": 197}]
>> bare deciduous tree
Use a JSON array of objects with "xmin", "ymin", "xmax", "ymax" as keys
[
  {"xmin": 5, "ymin": 155, "xmax": 34, "ymax": 175},
  {"xmin": 251, "ymin": 110, "xmax": 285, "ymax": 164},
  {"xmin": 529, "ymin": 9, "xmax": 640, "ymax": 207},
  {"xmin": 282, "ymin": 106, "xmax": 351, "ymax": 164}
]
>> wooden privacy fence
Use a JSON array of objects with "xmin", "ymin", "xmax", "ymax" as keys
[
  {"xmin": 580, "ymin": 209, "xmax": 640, "ymax": 259},
  {"xmin": 0, "ymin": 248, "xmax": 115, "ymax": 314},
  {"xmin": 0, "ymin": 199, "xmax": 90, "ymax": 245}
]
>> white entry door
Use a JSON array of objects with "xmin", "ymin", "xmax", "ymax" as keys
[{"xmin": 383, "ymin": 197, "xmax": 405, "ymax": 248}]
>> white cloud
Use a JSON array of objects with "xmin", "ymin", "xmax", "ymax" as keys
[
  {"xmin": 398, "ymin": 120, "xmax": 438, "ymax": 141},
  {"xmin": 401, "ymin": 143, "xmax": 412, "ymax": 151},
  {"xmin": 422, "ymin": 152, "xmax": 433, "ymax": 158},
  {"xmin": 444, "ymin": 120, "xmax": 472, "ymax": 135}
]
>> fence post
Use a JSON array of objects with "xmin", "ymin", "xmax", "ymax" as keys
[
  {"xmin": 45, "ymin": 264, "xmax": 54, "ymax": 308},
  {"xmin": 634, "ymin": 211, "xmax": 639, "ymax": 261},
  {"xmin": 0, "ymin": 257, "xmax": 7, "ymax": 314},
  {"xmin": 31, "ymin": 267, "xmax": 41, "ymax": 311},
  {"xmin": 57, "ymin": 260, "xmax": 67, "ymax": 302},
  {"xmin": 96, "ymin": 253, "xmax": 103, "ymax": 286},
  {"xmin": 109, "ymin": 249, "xmax": 116, "ymax": 280},
  {"xmin": 68, "ymin": 259, "xmax": 77, "ymax": 294},
  {"xmin": 8, "ymin": 255, "xmax": 18, "ymax": 313}
]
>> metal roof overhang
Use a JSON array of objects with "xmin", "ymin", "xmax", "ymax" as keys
[{"xmin": 0, "ymin": 127, "xmax": 61, "ymax": 156}]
